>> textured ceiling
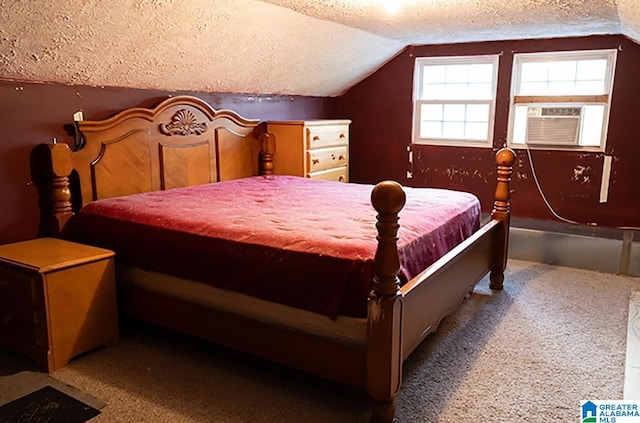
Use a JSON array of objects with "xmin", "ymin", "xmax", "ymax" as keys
[{"xmin": 0, "ymin": 0, "xmax": 638, "ymax": 97}]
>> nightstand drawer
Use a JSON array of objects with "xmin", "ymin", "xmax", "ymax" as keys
[
  {"xmin": 308, "ymin": 166, "xmax": 348, "ymax": 183},
  {"xmin": 0, "ymin": 265, "xmax": 39, "ymax": 308},
  {"xmin": 0, "ymin": 305, "xmax": 46, "ymax": 349},
  {"xmin": 306, "ymin": 125, "xmax": 348, "ymax": 149},
  {"xmin": 307, "ymin": 146, "xmax": 348, "ymax": 173}
]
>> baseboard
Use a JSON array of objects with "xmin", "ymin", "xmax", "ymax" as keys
[{"xmin": 509, "ymin": 227, "xmax": 640, "ymax": 277}]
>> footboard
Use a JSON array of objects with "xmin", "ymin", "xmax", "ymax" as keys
[
  {"xmin": 366, "ymin": 147, "xmax": 515, "ymax": 422},
  {"xmin": 400, "ymin": 147, "xmax": 515, "ymax": 357}
]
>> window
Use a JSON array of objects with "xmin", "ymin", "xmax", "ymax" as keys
[
  {"xmin": 508, "ymin": 49, "xmax": 617, "ymax": 151},
  {"xmin": 412, "ymin": 55, "xmax": 499, "ymax": 147}
]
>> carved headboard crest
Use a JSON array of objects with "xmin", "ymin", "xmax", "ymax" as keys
[{"xmin": 160, "ymin": 109, "xmax": 208, "ymax": 136}]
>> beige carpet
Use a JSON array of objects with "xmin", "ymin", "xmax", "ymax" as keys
[{"xmin": 35, "ymin": 260, "xmax": 640, "ymax": 422}]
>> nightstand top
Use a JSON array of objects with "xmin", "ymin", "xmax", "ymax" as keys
[{"xmin": 0, "ymin": 238, "xmax": 114, "ymax": 273}]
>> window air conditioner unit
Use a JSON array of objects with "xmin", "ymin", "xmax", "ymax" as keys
[{"xmin": 525, "ymin": 106, "xmax": 582, "ymax": 146}]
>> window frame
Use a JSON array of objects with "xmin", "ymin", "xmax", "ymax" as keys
[
  {"xmin": 507, "ymin": 49, "xmax": 617, "ymax": 152},
  {"xmin": 411, "ymin": 54, "xmax": 500, "ymax": 148}
]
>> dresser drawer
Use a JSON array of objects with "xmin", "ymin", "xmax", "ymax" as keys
[
  {"xmin": 307, "ymin": 146, "xmax": 348, "ymax": 173},
  {"xmin": 306, "ymin": 125, "xmax": 348, "ymax": 149},
  {"xmin": 308, "ymin": 166, "xmax": 348, "ymax": 183},
  {"xmin": 0, "ymin": 265, "xmax": 39, "ymax": 308}
]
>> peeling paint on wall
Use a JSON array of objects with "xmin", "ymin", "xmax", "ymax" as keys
[
  {"xmin": 572, "ymin": 165, "xmax": 592, "ymax": 185},
  {"xmin": 472, "ymin": 169, "xmax": 489, "ymax": 184},
  {"xmin": 442, "ymin": 166, "xmax": 490, "ymax": 183}
]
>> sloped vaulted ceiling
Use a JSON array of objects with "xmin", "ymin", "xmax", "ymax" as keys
[
  {"xmin": 1, "ymin": 0, "xmax": 639, "ymax": 97},
  {"xmin": 263, "ymin": 0, "xmax": 639, "ymax": 44}
]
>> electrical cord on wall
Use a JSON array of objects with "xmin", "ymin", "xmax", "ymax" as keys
[
  {"xmin": 525, "ymin": 145, "xmax": 585, "ymax": 225},
  {"xmin": 525, "ymin": 145, "xmax": 640, "ymax": 232}
]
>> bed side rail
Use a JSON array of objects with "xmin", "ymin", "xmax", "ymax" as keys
[{"xmin": 400, "ymin": 219, "xmax": 502, "ymax": 357}]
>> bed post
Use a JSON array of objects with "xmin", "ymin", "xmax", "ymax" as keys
[
  {"xmin": 259, "ymin": 132, "xmax": 275, "ymax": 175},
  {"xmin": 367, "ymin": 180, "xmax": 406, "ymax": 423},
  {"xmin": 489, "ymin": 147, "xmax": 516, "ymax": 290},
  {"xmin": 32, "ymin": 142, "xmax": 74, "ymax": 237}
]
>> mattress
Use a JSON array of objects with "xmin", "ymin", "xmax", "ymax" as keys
[{"xmin": 65, "ymin": 175, "xmax": 481, "ymax": 319}]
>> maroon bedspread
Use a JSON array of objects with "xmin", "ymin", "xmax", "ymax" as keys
[{"xmin": 65, "ymin": 176, "xmax": 481, "ymax": 319}]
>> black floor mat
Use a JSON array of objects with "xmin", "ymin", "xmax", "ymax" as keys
[{"xmin": 0, "ymin": 385, "xmax": 100, "ymax": 423}]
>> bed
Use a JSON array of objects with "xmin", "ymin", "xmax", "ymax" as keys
[{"xmin": 33, "ymin": 95, "xmax": 516, "ymax": 422}]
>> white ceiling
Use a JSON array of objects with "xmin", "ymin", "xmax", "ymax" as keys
[{"xmin": 0, "ymin": 0, "xmax": 638, "ymax": 97}]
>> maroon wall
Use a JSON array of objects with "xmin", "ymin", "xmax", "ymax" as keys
[
  {"xmin": 2, "ymin": 35, "xmax": 638, "ymax": 245},
  {"xmin": 0, "ymin": 81, "xmax": 337, "ymax": 244},
  {"xmin": 338, "ymin": 35, "xmax": 640, "ymax": 229}
]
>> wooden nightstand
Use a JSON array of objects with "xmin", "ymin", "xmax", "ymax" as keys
[{"xmin": 0, "ymin": 238, "xmax": 118, "ymax": 372}]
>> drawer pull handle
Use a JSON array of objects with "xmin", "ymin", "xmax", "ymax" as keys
[
  {"xmin": 339, "ymin": 133, "xmax": 345, "ymax": 138},
  {"xmin": 312, "ymin": 159, "xmax": 320, "ymax": 165},
  {"xmin": 312, "ymin": 135, "xmax": 320, "ymax": 142},
  {"xmin": 339, "ymin": 155, "xmax": 345, "ymax": 161},
  {"xmin": 338, "ymin": 176, "xmax": 345, "ymax": 182}
]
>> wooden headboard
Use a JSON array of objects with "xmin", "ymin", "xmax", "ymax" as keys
[{"xmin": 33, "ymin": 95, "xmax": 273, "ymax": 237}]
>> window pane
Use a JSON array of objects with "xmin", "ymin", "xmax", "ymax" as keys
[
  {"xmin": 420, "ymin": 121, "xmax": 442, "ymax": 138},
  {"xmin": 418, "ymin": 101, "xmax": 493, "ymax": 141},
  {"xmin": 443, "ymin": 104, "xmax": 466, "ymax": 121},
  {"xmin": 519, "ymin": 81, "xmax": 548, "ymax": 95},
  {"xmin": 547, "ymin": 80, "xmax": 576, "ymax": 94},
  {"xmin": 548, "ymin": 61, "xmax": 577, "ymax": 81},
  {"xmin": 423, "ymin": 83, "xmax": 446, "ymax": 99},
  {"xmin": 517, "ymin": 54, "xmax": 612, "ymax": 96},
  {"xmin": 445, "ymin": 65, "xmax": 469, "ymax": 83},
  {"xmin": 576, "ymin": 59, "xmax": 607, "ymax": 81},
  {"xmin": 442, "ymin": 121, "xmax": 465, "ymax": 138},
  {"xmin": 521, "ymin": 62, "xmax": 548, "ymax": 82},
  {"xmin": 465, "ymin": 122, "xmax": 488, "ymax": 139},
  {"xmin": 419, "ymin": 58, "xmax": 497, "ymax": 101},
  {"xmin": 468, "ymin": 63, "xmax": 494, "ymax": 83},
  {"xmin": 445, "ymin": 83, "xmax": 468, "ymax": 100},
  {"xmin": 466, "ymin": 104, "xmax": 489, "ymax": 122},
  {"xmin": 423, "ymin": 65, "xmax": 446, "ymax": 83},
  {"xmin": 575, "ymin": 80, "xmax": 605, "ymax": 95},
  {"xmin": 422, "ymin": 104, "xmax": 443, "ymax": 121},
  {"xmin": 467, "ymin": 83, "xmax": 492, "ymax": 100}
]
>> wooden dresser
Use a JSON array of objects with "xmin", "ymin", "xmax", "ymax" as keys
[
  {"xmin": 267, "ymin": 120, "xmax": 351, "ymax": 183},
  {"xmin": 0, "ymin": 238, "xmax": 118, "ymax": 372}
]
